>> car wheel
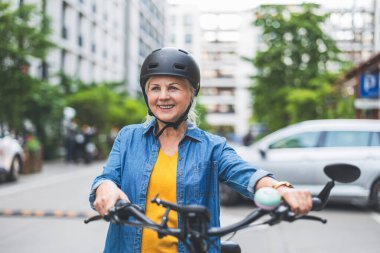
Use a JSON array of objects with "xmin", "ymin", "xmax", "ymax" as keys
[
  {"xmin": 371, "ymin": 180, "xmax": 380, "ymax": 212},
  {"xmin": 7, "ymin": 156, "xmax": 21, "ymax": 182},
  {"xmin": 219, "ymin": 183, "xmax": 241, "ymax": 206}
]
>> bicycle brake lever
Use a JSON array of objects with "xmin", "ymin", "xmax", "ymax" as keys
[
  {"xmin": 295, "ymin": 215, "xmax": 327, "ymax": 224},
  {"xmin": 84, "ymin": 215, "xmax": 103, "ymax": 224}
]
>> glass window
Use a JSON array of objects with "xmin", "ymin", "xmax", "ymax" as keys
[
  {"xmin": 183, "ymin": 15, "xmax": 192, "ymax": 26},
  {"xmin": 269, "ymin": 132, "xmax": 320, "ymax": 149},
  {"xmin": 185, "ymin": 34, "xmax": 192, "ymax": 44},
  {"xmin": 324, "ymin": 131, "xmax": 370, "ymax": 147},
  {"xmin": 370, "ymin": 132, "xmax": 380, "ymax": 146}
]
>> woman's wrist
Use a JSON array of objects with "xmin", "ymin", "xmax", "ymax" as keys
[{"xmin": 271, "ymin": 181, "xmax": 294, "ymax": 190}]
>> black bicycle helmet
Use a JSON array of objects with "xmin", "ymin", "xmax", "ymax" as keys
[
  {"xmin": 139, "ymin": 47, "xmax": 201, "ymax": 138},
  {"xmin": 140, "ymin": 47, "xmax": 200, "ymax": 97}
]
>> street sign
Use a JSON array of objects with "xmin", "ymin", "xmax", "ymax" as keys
[{"xmin": 360, "ymin": 72, "xmax": 379, "ymax": 98}]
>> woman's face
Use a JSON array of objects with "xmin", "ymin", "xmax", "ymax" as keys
[{"xmin": 147, "ymin": 76, "xmax": 193, "ymax": 123}]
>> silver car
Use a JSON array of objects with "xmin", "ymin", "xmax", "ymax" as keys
[
  {"xmin": 220, "ymin": 119, "xmax": 380, "ymax": 211},
  {"xmin": 0, "ymin": 130, "xmax": 24, "ymax": 182}
]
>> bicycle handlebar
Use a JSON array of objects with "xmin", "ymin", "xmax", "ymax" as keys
[
  {"xmin": 84, "ymin": 193, "xmax": 327, "ymax": 241},
  {"xmin": 84, "ymin": 163, "xmax": 360, "ymax": 253}
]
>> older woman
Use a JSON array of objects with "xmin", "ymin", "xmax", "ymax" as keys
[{"xmin": 90, "ymin": 47, "xmax": 312, "ymax": 253}]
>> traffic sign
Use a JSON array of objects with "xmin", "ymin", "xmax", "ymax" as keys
[{"xmin": 360, "ymin": 72, "xmax": 379, "ymax": 98}]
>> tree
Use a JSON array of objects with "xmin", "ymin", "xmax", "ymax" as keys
[
  {"xmin": 0, "ymin": 1, "xmax": 55, "ymax": 132},
  {"xmin": 248, "ymin": 4, "xmax": 353, "ymax": 132},
  {"xmin": 65, "ymin": 84, "xmax": 147, "ymax": 158}
]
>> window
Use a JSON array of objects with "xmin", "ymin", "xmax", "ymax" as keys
[
  {"xmin": 61, "ymin": 2, "xmax": 68, "ymax": 39},
  {"xmin": 185, "ymin": 34, "xmax": 192, "ymax": 44},
  {"xmin": 269, "ymin": 132, "xmax": 320, "ymax": 149},
  {"xmin": 323, "ymin": 131, "xmax": 371, "ymax": 147},
  {"xmin": 370, "ymin": 132, "xmax": 380, "ymax": 146},
  {"xmin": 183, "ymin": 15, "xmax": 192, "ymax": 26}
]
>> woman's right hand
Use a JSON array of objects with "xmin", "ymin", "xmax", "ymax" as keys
[{"xmin": 94, "ymin": 180, "xmax": 130, "ymax": 216}]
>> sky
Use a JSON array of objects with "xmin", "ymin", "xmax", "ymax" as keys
[{"xmin": 168, "ymin": 0, "xmax": 374, "ymax": 11}]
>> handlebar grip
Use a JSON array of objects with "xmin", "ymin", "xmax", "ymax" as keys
[
  {"xmin": 311, "ymin": 197, "xmax": 322, "ymax": 211},
  {"xmin": 115, "ymin": 199, "xmax": 130, "ymax": 208}
]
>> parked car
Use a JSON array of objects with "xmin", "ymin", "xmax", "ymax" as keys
[
  {"xmin": 0, "ymin": 129, "xmax": 24, "ymax": 182},
  {"xmin": 220, "ymin": 119, "xmax": 380, "ymax": 212}
]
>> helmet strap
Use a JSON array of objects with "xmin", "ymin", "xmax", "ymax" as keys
[{"xmin": 154, "ymin": 102, "xmax": 192, "ymax": 138}]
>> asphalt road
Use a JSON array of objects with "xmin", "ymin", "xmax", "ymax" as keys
[{"xmin": 1, "ymin": 160, "xmax": 380, "ymax": 253}]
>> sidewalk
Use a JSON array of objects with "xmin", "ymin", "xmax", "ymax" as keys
[
  {"xmin": 23, "ymin": 159, "xmax": 105, "ymax": 178},
  {"xmin": 0, "ymin": 159, "xmax": 105, "ymax": 199}
]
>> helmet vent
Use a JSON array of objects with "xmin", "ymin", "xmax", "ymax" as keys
[
  {"xmin": 173, "ymin": 63, "xmax": 186, "ymax": 70},
  {"xmin": 178, "ymin": 49, "xmax": 189, "ymax": 54},
  {"xmin": 148, "ymin": 63, "xmax": 159, "ymax": 69}
]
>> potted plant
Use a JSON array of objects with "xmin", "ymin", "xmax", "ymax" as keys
[{"xmin": 24, "ymin": 134, "xmax": 43, "ymax": 173}]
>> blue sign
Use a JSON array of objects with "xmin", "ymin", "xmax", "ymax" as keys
[{"xmin": 360, "ymin": 72, "xmax": 379, "ymax": 98}]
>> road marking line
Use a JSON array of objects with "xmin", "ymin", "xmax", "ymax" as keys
[{"xmin": 370, "ymin": 212, "xmax": 380, "ymax": 225}]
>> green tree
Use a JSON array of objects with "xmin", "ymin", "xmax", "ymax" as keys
[
  {"xmin": 248, "ymin": 4, "xmax": 353, "ymax": 132},
  {"xmin": 0, "ymin": 1, "xmax": 55, "ymax": 132},
  {"xmin": 196, "ymin": 102, "xmax": 211, "ymax": 131},
  {"xmin": 65, "ymin": 84, "xmax": 147, "ymax": 157},
  {"xmin": 65, "ymin": 84, "xmax": 147, "ymax": 132},
  {"xmin": 24, "ymin": 81, "xmax": 64, "ymax": 159}
]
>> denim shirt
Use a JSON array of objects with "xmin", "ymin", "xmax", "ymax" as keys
[{"xmin": 89, "ymin": 119, "xmax": 271, "ymax": 253}]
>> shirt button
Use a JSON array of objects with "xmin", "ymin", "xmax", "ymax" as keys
[
  {"xmin": 179, "ymin": 171, "xmax": 183, "ymax": 176},
  {"xmin": 179, "ymin": 157, "xmax": 183, "ymax": 161}
]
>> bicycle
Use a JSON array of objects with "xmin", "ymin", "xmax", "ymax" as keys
[{"xmin": 85, "ymin": 163, "xmax": 360, "ymax": 253}]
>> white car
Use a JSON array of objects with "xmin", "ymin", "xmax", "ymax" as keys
[
  {"xmin": 0, "ymin": 131, "xmax": 24, "ymax": 182},
  {"xmin": 220, "ymin": 119, "xmax": 380, "ymax": 211}
]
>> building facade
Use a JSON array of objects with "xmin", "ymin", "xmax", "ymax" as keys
[
  {"xmin": 325, "ymin": 0, "xmax": 379, "ymax": 64},
  {"xmin": 23, "ymin": 0, "xmax": 126, "ymax": 84},
  {"xmin": 19, "ymin": 0, "xmax": 167, "ymax": 93},
  {"xmin": 167, "ymin": 4, "xmax": 256, "ymax": 138},
  {"xmin": 125, "ymin": 0, "xmax": 167, "ymax": 95}
]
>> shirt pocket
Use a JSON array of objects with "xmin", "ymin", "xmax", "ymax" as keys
[{"xmin": 193, "ymin": 161, "xmax": 218, "ymax": 198}]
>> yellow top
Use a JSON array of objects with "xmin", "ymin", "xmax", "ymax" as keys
[{"xmin": 141, "ymin": 149, "xmax": 179, "ymax": 253}]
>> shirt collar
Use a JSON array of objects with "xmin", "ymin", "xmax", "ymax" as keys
[{"xmin": 143, "ymin": 118, "xmax": 202, "ymax": 142}]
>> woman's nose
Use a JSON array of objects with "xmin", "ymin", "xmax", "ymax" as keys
[{"xmin": 158, "ymin": 89, "xmax": 169, "ymax": 99}]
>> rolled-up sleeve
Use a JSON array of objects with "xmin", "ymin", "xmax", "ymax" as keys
[{"xmin": 218, "ymin": 141, "xmax": 273, "ymax": 199}]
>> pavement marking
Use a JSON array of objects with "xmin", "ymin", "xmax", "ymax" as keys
[{"xmin": 370, "ymin": 212, "xmax": 380, "ymax": 225}]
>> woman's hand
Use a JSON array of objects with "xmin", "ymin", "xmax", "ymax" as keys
[
  {"xmin": 94, "ymin": 180, "xmax": 130, "ymax": 216},
  {"xmin": 276, "ymin": 186, "xmax": 312, "ymax": 215},
  {"xmin": 255, "ymin": 177, "xmax": 312, "ymax": 215}
]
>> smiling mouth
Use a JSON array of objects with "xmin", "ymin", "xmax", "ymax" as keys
[{"xmin": 158, "ymin": 105, "xmax": 175, "ymax": 109}]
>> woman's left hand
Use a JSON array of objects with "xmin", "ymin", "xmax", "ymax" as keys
[{"xmin": 276, "ymin": 187, "xmax": 312, "ymax": 215}]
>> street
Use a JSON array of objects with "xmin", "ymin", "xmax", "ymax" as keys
[{"xmin": 1, "ymin": 161, "xmax": 380, "ymax": 253}]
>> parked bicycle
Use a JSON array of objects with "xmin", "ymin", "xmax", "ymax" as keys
[{"xmin": 85, "ymin": 163, "xmax": 360, "ymax": 253}]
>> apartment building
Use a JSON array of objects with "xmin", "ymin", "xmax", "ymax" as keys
[
  {"xmin": 125, "ymin": 0, "xmax": 167, "ymax": 95},
  {"xmin": 21, "ymin": 0, "xmax": 126, "ymax": 84},
  {"xmin": 326, "ymin": 0, "xmax": 379, "ymax": 64},
  {"xmin": 18, "ymin": 0, "xmax": 166, "ymax": 93},
  {"xmin": 167, "ymin": 4, "xmax": 255, "ymax": 138},
  {"xmin": 198, "ymin": 11, "xmax": 255, "ymax": 137}
]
